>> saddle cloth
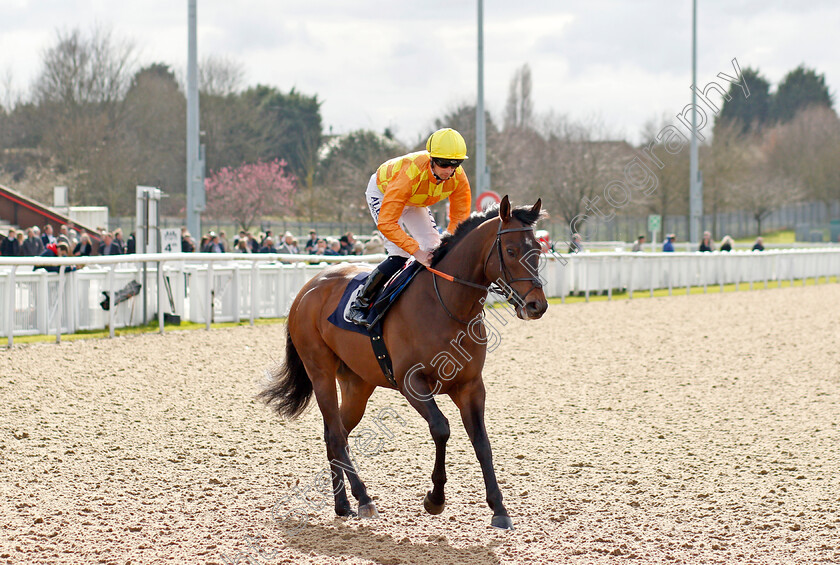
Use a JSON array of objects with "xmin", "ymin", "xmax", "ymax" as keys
[{"xmin": 327, "ymin": 261, "xmax": 422, "ymax": 335}]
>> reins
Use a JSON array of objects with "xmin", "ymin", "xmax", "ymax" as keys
[{"xmin": 426, "ymin": 221, "xmax": 543, "ymax": 325}]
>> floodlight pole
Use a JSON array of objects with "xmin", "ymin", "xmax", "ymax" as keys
[
  {"xmin": 186, "ymin": 0, "xmax": 205, "ymax": 239},
  {"xmin": 475, "ymin": 0, "xmax": 490, "ymax": 196},
  {"xmin": 689, "ymin": 0, "xmax": 702, "ymax": 244}
]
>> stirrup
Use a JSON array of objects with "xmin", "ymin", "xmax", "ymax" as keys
[{"xmin": 348, "ymin": 304, "xmax": 372, "ymax": 328}]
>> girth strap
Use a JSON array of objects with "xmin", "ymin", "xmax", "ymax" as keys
[{"xmin": 369, "ymin": 329, "xmax": 398, "ymax": 388}]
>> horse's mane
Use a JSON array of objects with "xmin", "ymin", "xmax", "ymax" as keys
[{"xmin": 431, "ymin": 204, "xmax": 544, "ymax": 267}]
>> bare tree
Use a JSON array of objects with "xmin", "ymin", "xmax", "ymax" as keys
[
  {"xmin": 504, "ymin": 64, "xmax": 533, "ymax": 130},
  {"xmin": 731, "ymin": 145, "xmax": 803, "ymax": 235},
  {"xmin": 198, "ymin": 55, "xmax": 244, "ymax": 97},
  {"xmin": 533, "ymin": 114, "xmax": 633, "ymax": 239},
  {"xmin": 764, "ymin": 105, "xmax": 840, "ymax": 207},
  {"xmin": 33, "ymin": 26, "xmax": 137, "ymax": 212},
  {"xmin": 0, "ymin": 68, "xmax": 19, "ymax": 113},
  {"xmin": 34, "ymin": 26, "xmax": 135, "ymax": 109},
  {"xmin": 637, "ymin": 114, "xmax": 690, "ymax": 235},
  {"xmin": 431, "ymin": 102, "xmax": 501, "ymax": 197},
  {"xmin": 701, "ymin": 122, "xmax": 751, "ymax": 237}
]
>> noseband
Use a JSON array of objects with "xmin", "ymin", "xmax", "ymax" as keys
[{"xmin": 428, "ymin": 220, "xmax": 544, "ymax": 324}]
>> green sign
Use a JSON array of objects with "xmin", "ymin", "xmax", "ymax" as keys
[{"xmin": 648, "ymin": 214, "xmax": 662, "ymax": 232}]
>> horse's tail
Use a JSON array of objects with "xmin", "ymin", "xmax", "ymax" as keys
[{"xmin": 258, "ymin": 324, "xmax": 313, "ymax": 420}]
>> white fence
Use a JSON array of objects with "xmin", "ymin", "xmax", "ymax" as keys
[
  {"xmin": 548, "ymin": 248, "xmax": 840, "ymax": 300},
  {"xmin": 2, "ymin": 248, "xmax": 840, "ymax": 345}
]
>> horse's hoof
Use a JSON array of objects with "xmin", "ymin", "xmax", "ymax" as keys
[
  {"xmin": 358, "ymin": 502, "xmax": 380, "ymax": 519},
  {"xmin": 336, "ymin": 508, "xmax": 357, "ymax": 518},
  {"xmin": 490, "ymin": 515, "xmax": 514, "ymax": 530},
  {"xmin": 423, "ymin": 491, "xmax": 445, "ymax": 515}
]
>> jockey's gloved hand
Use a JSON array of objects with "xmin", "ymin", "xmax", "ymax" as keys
[{"xmin": 412, "ymin": 249, "xmax": 433, "ymax": 267}]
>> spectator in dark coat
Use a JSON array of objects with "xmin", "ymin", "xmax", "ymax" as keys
[
  {"xmin": 259, "ymin": 238, "xmax": 278, "ymax": 253},
  {"xmin": 699, "ymin": 231, "xmax": 714, "ymax": 252},
  {"xmin": 204, "ymin": 232, "xmax": 224, "ymax": 253},
  {"xmin": 304, "ymin": 230, "xmax": 318, "ymax": 253},
  {"xmin": 13, "ymin": 231, "xmax": 25, "ymax": 255},
  {"xmin": 41, "ymin": 224, "xmax": 56, "ymax": 246},
  {"xmin": 181, "ymin": 232, "xmax": 195, "ymax": 252},
  {"xmin": 113, "ymin": 229, "xmax": 126, "ymax": 253},
  {"xmin": 663, "ymin": 234, "xmax": 676, "ymax": 252},
  {"xmin": 325, "ymin": 240, "xmax": 341, "ymax": 256},
  {"xmin": 99, "ymin": 233, "xmax": 123, "ymax": 256},
  {"xmin": 74, "ymin": 234, "xmax": 94, "ymax": 256},
  {"xmin": 752, "ymin": 237, "xmax": 765, "ymax": 251},
  {"xmin": 1, "ymin": 228, "xmax": 19, "ymax": 256},
  {"xmin": 22, "ymin": 228, "xmax": 46, "ymax": 256}
]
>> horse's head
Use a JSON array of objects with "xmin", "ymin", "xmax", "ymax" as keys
[{"xmin": 487, "ymin": 195, "xmax": 549, "ymax": 320}]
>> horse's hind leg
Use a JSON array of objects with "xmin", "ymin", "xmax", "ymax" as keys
[
  {"xmin": 300, "ymin": 347, "xmax": 376, "ymax": 518},
  {"xmin": 322, "ymin": 419, "xmax": 355, "ymax": 517},
  {"xmin": 336, "ymin": 368, "xmax": 378, "ymax": 517},
  {"xmin": 321, "ymin": 369, "xmax": 377, "ymax": 518}
]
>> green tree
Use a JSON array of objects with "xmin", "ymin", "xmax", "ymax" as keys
[
  {"xmin": 242, "ymin": 86, "xmax": 323, "ymax": 183},
  {"xmin": 122, "ymin": 64, "xmax": 186, "ymax": 214},
  {"xmin": 316, "ymin": 129, "xmax": 406, "ymax": 223},
  {"xmin": 200, "ymin": 91, "xmax": 264, "ymax": 173},
  {"xmin": 772, "ymin": 65, "xmax": 833, "ymax": 123},
  {"xmin": 238, "ymin": 86, "xmax": 322, "ymax": 220},
  {"xmin": 715, "ymin": 67, "xmax": 771, "ymax": 134}
]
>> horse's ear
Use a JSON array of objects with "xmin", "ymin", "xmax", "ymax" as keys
[
  {"xmin": 531, "ymin": 198, "xmax": 542, "ymax": 216},
  {"xmin": 499, "ymin": 195, "xmax": 511, "ymax": 222}
]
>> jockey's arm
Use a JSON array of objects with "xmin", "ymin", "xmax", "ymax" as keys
[
  {"xmin": 377, "ymin": 182, "xmax": 420, "ymax": 255},
  {"xmin": 445, "ymin": 170, "xmax": 472, "ymax": 234}
]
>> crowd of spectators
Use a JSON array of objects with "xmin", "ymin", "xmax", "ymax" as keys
[
  {"xmin": 3, "ymin": 223, "xmax": 387, "ymax": 270},
  {"xmin": 0, "ymin": 223, "xmax": 137, "ymax": 259},
  {"xmin": 179, "ymin": 227, "xmax": 382, "ymax": 259}
]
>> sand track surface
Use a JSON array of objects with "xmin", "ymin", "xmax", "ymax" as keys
[{"xmin": 2, "ymin": 284, "xmax": 840, "ymax": 564}]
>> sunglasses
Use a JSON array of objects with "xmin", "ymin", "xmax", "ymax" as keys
[{"xmin": 432, "ymin": 158, "xmax": 463, "ymax": 169}]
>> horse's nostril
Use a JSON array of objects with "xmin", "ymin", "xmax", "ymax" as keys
[{"xmin": 526, "ymin": 301, "xmax": 546, "ymax": 316}]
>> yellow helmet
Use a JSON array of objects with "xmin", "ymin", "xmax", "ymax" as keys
[{"xmin": 426, "ymin": 128, "xmax": 468, "ymax": 160}]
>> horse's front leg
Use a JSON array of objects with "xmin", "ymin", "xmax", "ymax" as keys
[
  {"xmin": 401, "ymin": 371, "xmax": 450, "ymax": 515},
  {"xmin": 451, "ymin": 378, "xmax": 512, "ymax": 530}
]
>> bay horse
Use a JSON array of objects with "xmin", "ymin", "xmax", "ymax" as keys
[{"xmin": 259, "ymin": 196, "xmax": 548, "ymax": 530}]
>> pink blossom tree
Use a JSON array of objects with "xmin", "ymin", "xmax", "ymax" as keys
[{"xmin": 204, "ymin": 160, "xmax": 296, "ymax": 231}]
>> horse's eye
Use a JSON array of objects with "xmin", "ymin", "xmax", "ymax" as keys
[{"xmin": 506, "ymin": 248, "xmax": 516, "ymax": 257}]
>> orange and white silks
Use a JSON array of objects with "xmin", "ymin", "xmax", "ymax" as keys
[{"xmin": 373, "ymin": 151, "xmax": 471, "ymax": 255}]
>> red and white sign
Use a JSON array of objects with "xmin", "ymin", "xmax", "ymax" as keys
[{"xmin": 476, "ymin": 190, "xmax": 501, "ymax": 211}]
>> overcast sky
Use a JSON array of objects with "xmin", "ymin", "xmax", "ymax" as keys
[{"xmin": 1, "ymin": 0, "xmax": 838, "ymax": 145}]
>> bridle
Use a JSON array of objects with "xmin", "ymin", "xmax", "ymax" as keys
[{"xmin": 428, "ymin": 219, "xmax": 544, "ymax": 324}]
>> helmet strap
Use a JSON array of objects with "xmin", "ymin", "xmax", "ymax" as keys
[{"xmin": 430, "ymin": 162, "xmax": 444, "ymax": 183}]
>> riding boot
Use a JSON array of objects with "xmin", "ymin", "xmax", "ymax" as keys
[
  {"xmin": 347, "ymin": 267, "xmax": 389, "ymax": 328},
  {"xmin": 348, "ymin": 256, "xmax": 407, "ymax": 328}
]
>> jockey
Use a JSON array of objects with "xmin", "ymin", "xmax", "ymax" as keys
[{"xmin": 348, "ymin": 127, "xmax": 472, "ymax": 327}]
